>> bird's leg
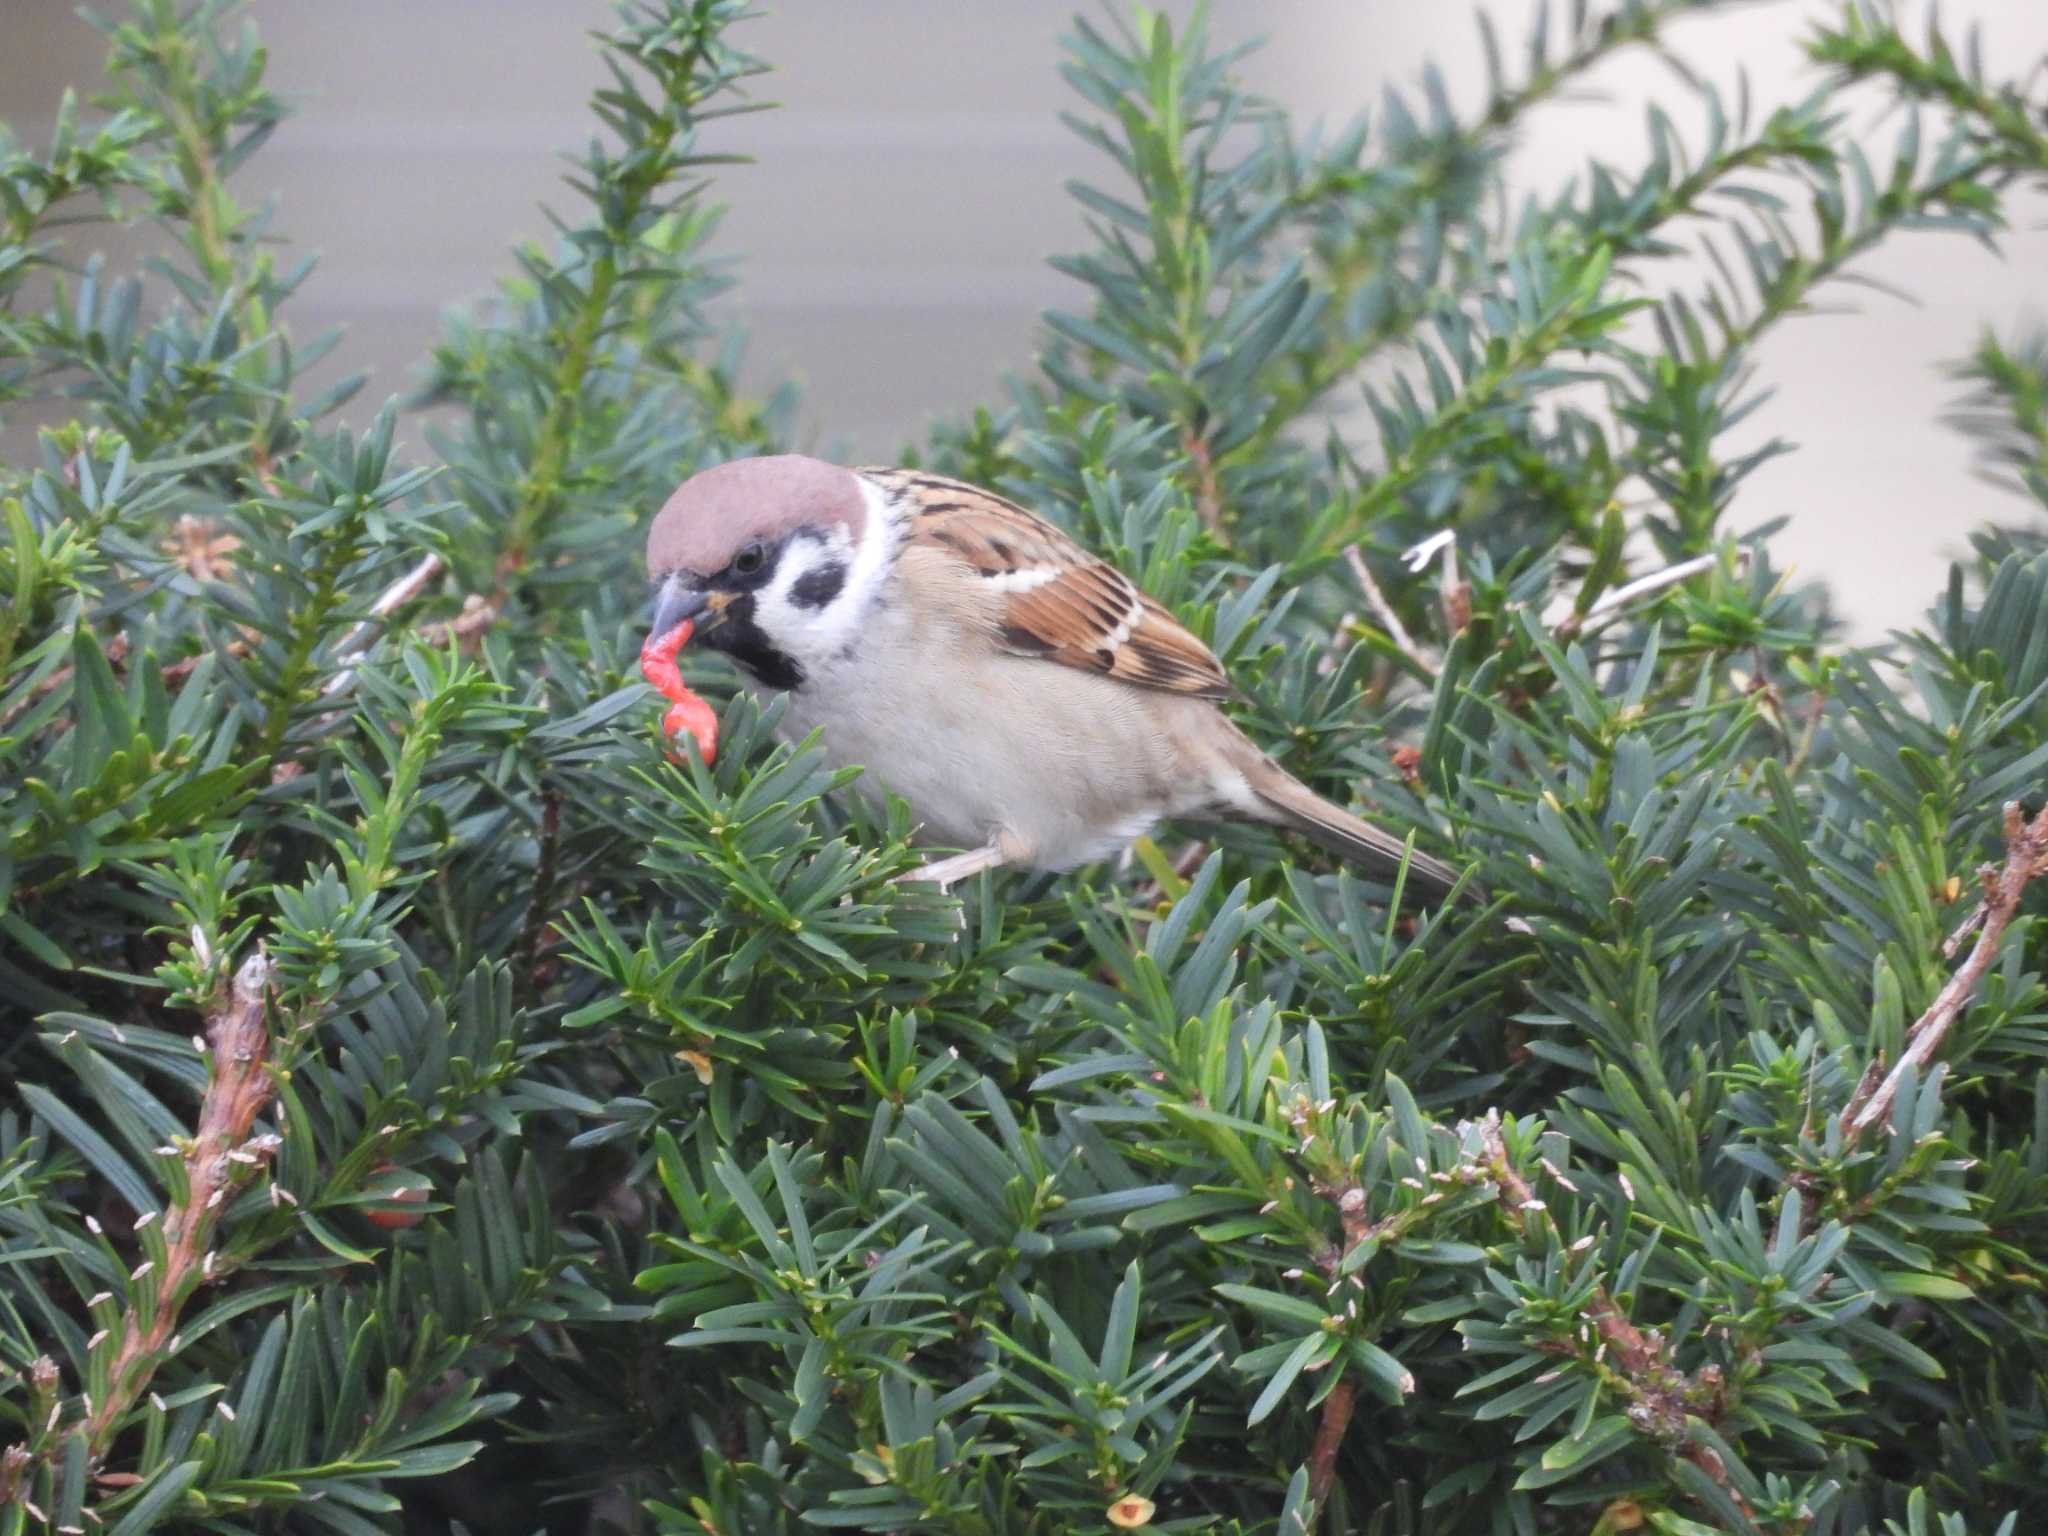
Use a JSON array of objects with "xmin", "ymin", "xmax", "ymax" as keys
[{"xmin": 896, "ymin": 842, "xmax": 1009, "ymax": 891}]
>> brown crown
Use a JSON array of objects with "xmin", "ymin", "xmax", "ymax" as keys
[{"xmin": 646, "ymin": 454, "xmax": 865, "ymax": 578}]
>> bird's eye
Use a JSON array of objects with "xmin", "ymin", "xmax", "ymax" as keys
[{"xmin": 732, "ymin": 541, "xmax": 768, "ymax": 577}]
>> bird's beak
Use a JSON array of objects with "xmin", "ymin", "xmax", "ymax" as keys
[{"xmin": 648, "ymin": 576, "xmax": 730, "ymax": 645}]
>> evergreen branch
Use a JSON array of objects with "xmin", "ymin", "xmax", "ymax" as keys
[
  {"xmin": 499, "ymin": 11, "xmax": 753, "ymax": 579},
  {"xmin": 1577, "ymin": 102, "xmax": 1838, "ymax": 260},
  {"xmin": 1810, "ymin": 4, "xmax": 2048, "ymax": 175},
  {"xmin": 1556, "ymin": 548, "xmax": 1737, "ymax": 639},
  {"xmin": 151, "ymin": 34, "xmax": 237, "ymax": 289},
  {"xmin": 1261, "ymin": 0, "xmax": 1751, "ymax": 446},
  {"xmin": 1484, "ymin": 0, "xmax": 1729, "ymax": 134},
  {"xmin": 503, "ymin": 268, "xmax": 624, "ymax": 577},
  {"xmin": 1947, "ymin": 328, "xmax": 2048, "ymax": 504},
  {"xmin": 91, "ymin": 953, "xmax": 275, "ymax": 1451},
  {"xmin": 1298, "ymin": 1143, "xmax": 1443, "ymax": 1520},
  {"xmin": 1329, "ymin": 245, "xmax": 1627, "ymax": 549},
  {"xmin": 514, "ymin": 787, "xmax": 564, "ymax": 1006},
  {"xmin": 98, "ymin": 1, "xmax": 285, "ymax": 349},
  {"xmin": 1471, "ymin": 1116, "xmax": 1742, "ymax": 1511},
  {"xmin": 0, "ymin": 98, "xmax": 160, "ymax": 258},
  {"xmin": 1710, "ymin": 158, "xmax": 2000, "ymax": 367},
  {"xmin": 1282, "ymin": 0, "xmax": 1715, "ymax": 223},
  {"xmin": 1844, "ymin": 800, "xmax": 2048, "ymax": 1140},
  {"xmin": 5, "ymin": 950, "xmax": 279, "ymax": 1490},
  {"xmin": 249, "ymin": 537, "xmax": 362, "ymax": 767}
]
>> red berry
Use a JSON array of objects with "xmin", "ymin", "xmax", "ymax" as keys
[
  {"xmin": 639, "ymin": 618, "xmax": 719, "ymax": 763},
  {"xmin": 365, "ymin": 1163, "xmax": 427, "ymax": 1231}
]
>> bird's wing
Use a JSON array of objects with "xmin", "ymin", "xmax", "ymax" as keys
[{"xmin": 861, "ymin": 467, "xmax": 1234, "ymax": 700}]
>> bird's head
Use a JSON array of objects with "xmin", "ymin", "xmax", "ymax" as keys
[{"xmin": 644, "ymin": 454, "xmax": 878, "ymax": 690}]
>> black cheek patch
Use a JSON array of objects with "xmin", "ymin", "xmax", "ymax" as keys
[
  {"xmin": 789, "ymin": 560, "xmax": 847, "ymax": 610},
  {"xmin": 698, "ymin": 596, "xmax": 806, "ymax": 691}
]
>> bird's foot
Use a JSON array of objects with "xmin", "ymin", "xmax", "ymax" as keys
[{"xmin": 895, "ymin": 843, "xmax": 1009, "ymax": 892}]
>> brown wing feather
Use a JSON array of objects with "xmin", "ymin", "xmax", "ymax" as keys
[{"xmin": 861, "ymin": 468, "xmax": 1233, "ymax": 701}]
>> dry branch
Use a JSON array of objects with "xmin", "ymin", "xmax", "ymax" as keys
[
  {"xmin": 82, "ymin": 949, "xmax": 279, "ymax": 1463},
  {"xmin": 1844, "ymin": 800, "xmax": 2048, "ymax": 1141},
  {"xmin": 1556, "ymin": 550, "xmax": 1748, "ymax": 642},
  {"xmin": 1181, "ymin": 429, "xmax": 1226, "ymax": 534},
  {"xmin": 1343, "ymin": 543, "xmax": 1440, "ymax": 678}
]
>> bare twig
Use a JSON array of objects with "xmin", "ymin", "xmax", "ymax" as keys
[
  {"xmin": 1845, "ymin": 801, "xmax": 2048, "ymax": 1140},
  {"xmin": 1941, "ymin": 899, "xmax": 1988, "ymax": 961},
  {"xmin": 161, "ymin": 636, "xmax": 251, "ymax": 686},
  {"xmin": 1305, "ymin": 1380, "xmax": 1357, "ymax": 1512},
  {"xmin": 1785, "ymin": 688, "xmax": 1827, "ymax": 779},
  {"xmin": 1181, "ymin": 430, "xmax": 1226, "ymax": 534},
  {"xmin": 79, "ymin": 950, "xmax": 277, "ymax": 1464},
  {"xmin": 320, "ymin": 552, "xmax": 446, "ymax": 699},
  {"xmin": 1437, "ymin": 537, "xmax": 1470, "ymax": 637},
  {"xmin": 416, "ymin": 591, "xmax": 501, "ymax": 649},
  {"xmin": 1557, "ymin": 550, "xmax": 1747, "ymax": 641},
  {"xmin": 1342, "ymin": 544, "xmax": 1440, "ymax": 678}
]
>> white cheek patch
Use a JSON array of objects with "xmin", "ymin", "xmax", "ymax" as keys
[
  {"xmin": 754, "ymin": 530, "xmax": 849, "ymax": 658},
  {"xmin": 753, "ymin": 481, "xmax": 895, "ymax": 667}
]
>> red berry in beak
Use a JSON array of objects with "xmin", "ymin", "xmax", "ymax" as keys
[{"xmin": 639, "ymin": 618, "xmax": 719, "ymax": 764}]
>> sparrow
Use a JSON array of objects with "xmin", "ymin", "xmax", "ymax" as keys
[{"xmin": 643, "ymin": 454, "xmax": 1461, "ymax": 900}]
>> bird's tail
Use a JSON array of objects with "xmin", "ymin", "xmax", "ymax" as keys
[{"xmin": 1237, "ymin": 753, "xmax": 1464, "ymax": 903}]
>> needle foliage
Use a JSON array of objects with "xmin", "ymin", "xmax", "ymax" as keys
[{"xmin": 3, "ymin": 2, "xmax": 2047, "ymax": 1532}]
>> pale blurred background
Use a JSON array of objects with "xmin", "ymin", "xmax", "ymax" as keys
[{"xmin": 4, "ymin": 2, "xmax": 2045, "ymax": 638}]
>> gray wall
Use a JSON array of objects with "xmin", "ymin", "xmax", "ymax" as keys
[{"xmin": 5, "ymin": 2, "xmax": 2045, "ymax": 637}]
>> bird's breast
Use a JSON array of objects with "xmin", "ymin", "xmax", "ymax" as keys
[{"xmin": 768, "ymin": 612, "xmax": 1218, "ymax": 869}]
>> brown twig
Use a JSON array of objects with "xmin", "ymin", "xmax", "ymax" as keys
[
  {"xmin": 1784, "ymin": 688, "xmax": 1827, "ymax": 779},
  {"xmin": 80, "ymin": 949, "xmax": 279, "ymax": 1463},
  {"xmin": 1470, "ymin": 1117, "xmax": 1740, "ymax": 1508},
  {"xmin": 161, "ymin": 637, "xmax": 251, "ymax": 686},
  {"xmin": 0, "ymin": 635, "xmax": 130, "ymax": 730},
  {"xmin": 416, "ymin": 591, "xmax": 502, "ymax": 650},
  {"xmin": 1298, "ymin": 1173, "xmax": 1409, "ymax": 1521},
  {"xmin": 1305, "ymin": 1379, "xmax": 1357, "ymax": 1512},
  {"xmin": 1, "ymin": 953, "xmax": 283, "ymax": 1500},
  {"xmin": 1181, "ymin": 430, "xmax": 1226, "ymax": 534},
  {"xmin": 1843, "ymin": 801, "xmax": 2048, "ymax": 1142}
]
